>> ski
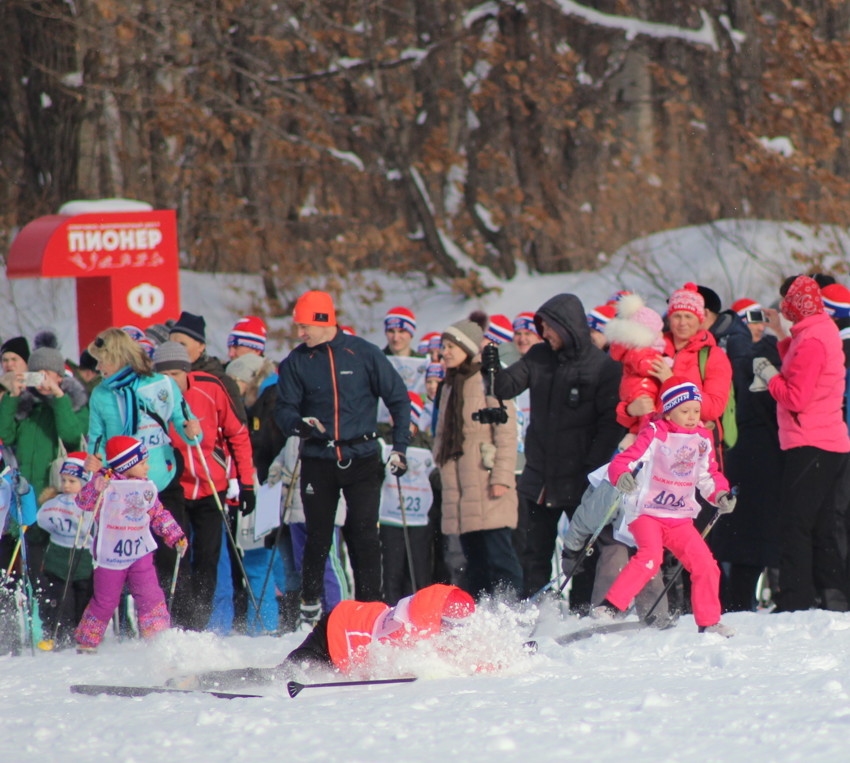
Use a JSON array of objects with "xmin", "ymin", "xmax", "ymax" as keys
[
  {"xmin": 555, "ymin": 619, "xmax": 654, "ymax": 645},
  {"xmin": 70, "ymin": 683, "xmax": 262, "ymax": 700},
  {"xmin": 166, "ymin": 666, "xmax": 284, "ymax": 691}
]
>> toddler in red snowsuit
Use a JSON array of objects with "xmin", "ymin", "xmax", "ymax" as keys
[
  {"xmin": 598, "ymin": 377, "xmax": 737, "ymax": 635},
  {"xmin": 604, "ymin": 294, "xmax": 671, "ymax": 449}
]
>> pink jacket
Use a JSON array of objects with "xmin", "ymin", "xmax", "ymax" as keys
[
  {"xmin": 768, "ymin": 312, "xmax": 850, "ymax": 453},
  {"xmin": 609, "ymin": 418, "xmax": 729, "ymax": 520}
]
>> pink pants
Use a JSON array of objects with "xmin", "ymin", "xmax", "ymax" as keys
[
  {"xmin": 75, "ymin": 553, "xmax": 170, "ymax": 648},
  {"xmin": 605, "ymin": 515, "xmax": 721, "ymax": 627}
]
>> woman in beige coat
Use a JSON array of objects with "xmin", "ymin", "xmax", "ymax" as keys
[{"xmin": 433, "ymin": 318, "xmax": 523, "ymax": 598}]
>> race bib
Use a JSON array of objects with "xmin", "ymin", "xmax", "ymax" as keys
[
  {"xmin": 37, "ymin": 494, "xmax": 94, "ymax": 550},
  {"xmin": 94, "ymin": 480, "xmax": 158, "ymax": 569},
  {"xmin": 378, "ymin": 356, "xmax": 428, "ymax": 423},
  {"xmin": 639, "ymin": 434, "xmax": 705, "ymax": 518},
  {"xmin": 379, "ymin": 444, "xmax": 434, "ymax": 527}
]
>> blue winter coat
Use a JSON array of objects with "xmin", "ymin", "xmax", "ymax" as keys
[{"xmin": 275, "ymin": 330, "xmax": 410, "ymax": 461}]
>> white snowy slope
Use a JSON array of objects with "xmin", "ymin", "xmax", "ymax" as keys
[{"xmin": 2, "ymin": 607, "xmax": 850, "ymax": 762}]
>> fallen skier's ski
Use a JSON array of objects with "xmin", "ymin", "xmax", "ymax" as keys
[{"xmin": 70, "ymin": 683, "xmax": 262, "ymax": 700}]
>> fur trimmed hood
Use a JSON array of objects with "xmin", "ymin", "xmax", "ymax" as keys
[{"xmin": 604, "ymin": 294, "xmax": 665, "ymax": 352}]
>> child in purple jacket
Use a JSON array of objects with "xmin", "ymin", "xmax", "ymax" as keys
[
  {"xmin": 597, "ymin": 377, "xmax": 737, "ymax": 636},
  {"xmin": 74, "ymin": 436, "xmax": 187, "ymax": 653}
]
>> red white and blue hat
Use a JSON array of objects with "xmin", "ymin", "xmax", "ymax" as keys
[
  {"xmin": 512, "ymin": 312, "xmax": 539, "ymax": 334},
  {"xmin": 659, "ymin": 377, "xmax": 702, "ymax": 413},
  {"xmin": 228, "ymin": 316, "xmax": 267, "ymax": 352},
  {"xmin": 106, "ymin": 436, "xmax": 148, "ymax": 474},
  {"xmin": 425, "ymin": 362, "xmax": 445, "ymax": 381},
  {"xmin": 121, "ymin": 325, "xmax": 146, "ymax": 342},
  {"xmin": 408, "ymin": 391, "xmax": 425, "ymax": 427},
  {"xmin": 821, "ymin": 284, "xmax": 850, "ymax": 319},
  {"xmin": 60, "ymin": 452, "xmax": 89, "ymax": 482},
  {"xmin": 418, "ymin": 331, "xmax": 440, "ymax": 355},
  {"xmin": 587, "ymin": 304, "xmax": 617, "ymax": 332},
  {"xmin": 384, "ymin": 307, "xmax": 417, "ymax": 335},
  {"xmin": 340, "ymin": 325, "xmax": 357, "ymax": 336},
  {"xmin": 607, "ymin": 290, "xmax": 633, "ymax": 304},
  {"xmin": 484, "ymin": 314, "xmax": 514, "ymax": 344}
]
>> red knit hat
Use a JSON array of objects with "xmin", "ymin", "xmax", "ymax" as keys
[
  {"xmin": 587, "ymin": 304, "xmax": 617, "ymax": 332},
  {"xmin": 667, "ymin": 283, "xmax": 705, "ymax": 322},
  {"xmin": 384, "ymin": 306, "xmax": 416, "ymax": 335},
  {"xmin": 418, "ymin": 331, "xmax": 441, "ymax": 354},
  {"xmin": 821, "ymin": 283, "xmax": 850, "ymax": 319},
  {"xmin": 340, "ymin": 325, "xmax": 357, "ymax": 336},
  {"xmin": 484, "ymin": 314, "xmax": 514, "ymax": 344},
  {"xmin": 781, "ymin": 275, "xmax": 824, "ymax": 323},
  {"xmin": 659, "ymin": 376, "xmax": 702, "ymax": 413},
  {"xmin": 408, "ymin": 391, "xmax": 424, "ymax": 427},
  {"xmin": 512, "ymin": 312, "xmax": 539, "ymax": 335},
  {"xmin": 60, "ymin": 452, "xmax": 89, "ymax": 482},
  {"xmin": 106, "ymin": 436, "xmax": 148, "ymax": 474},
  {"xmin": 293, "ymin": 291, "xmax": 336, "ymax": 326},
  {"xmin": 731, "ymin": 298, "xmax": 761, "ymax": 319},
  {"xmin": 228, "ymin": 315, "xmax": 267, "ymax": 352}
]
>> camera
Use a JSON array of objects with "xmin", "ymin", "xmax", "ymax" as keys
[
  {"xmin": 745, "ymin": 308, "xmax": 767, "ymax": 324},
  {"xmin": 22, "ymin": 371, "xmax": 45, "ymax": 388},
  {"xmin": 472, "ymin": 406, "xmax": 509, "ymax": 425}
]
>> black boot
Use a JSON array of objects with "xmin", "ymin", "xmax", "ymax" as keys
[{"xmin": 278, "ymin": 591, "xmax": 300, "ymax": 634}]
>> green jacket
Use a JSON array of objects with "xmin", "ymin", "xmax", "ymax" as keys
[{"xmin": 0, "ymin": 379, "xmax": 89, "ymax": 541}]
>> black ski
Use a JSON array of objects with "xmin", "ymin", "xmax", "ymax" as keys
[
  {"xmin": 166, "ymin": 666, "xmax": 285, "ymax": 691},
  {"xmin": 555, "ymin": 619, "xmax": 654, "ymax": 645},
  {"xmin": 70, "ymin": 683, "xmax": 262, "ymax": 700}
]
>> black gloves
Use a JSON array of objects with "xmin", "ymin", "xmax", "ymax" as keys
[
  {"xmin": 388, "ymin": 452, "xmax": 408, "ymax": 477},
  {"xmin": 561, "ymin": 547, "xmax": 586, "ymax": 577},
  {"xmin": 481, "ymin": 343, "xmax": 501, "ymax": 375},
  {"xmin": 239, "ymin": 484, "xmax": 256, "ymax": 516}
]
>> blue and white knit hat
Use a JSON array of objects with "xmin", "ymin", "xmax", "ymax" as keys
[
  {"xmin": 512, "ymin": 312, "xmax": 538, "ymax": 334},
  {"xmin": 425, "ymin": 362, "xmax": 445, "ymax": 381},
  {"xmin": 659, "ymin": 377, "xmax": 702, "ymax": 414},
  {"xmin": 60, "ymin": 452, "xmax": 89, "ymax": 482}
]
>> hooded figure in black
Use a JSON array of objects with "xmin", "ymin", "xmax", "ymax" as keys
[{"xmin": 493, "ymin": 293, "xmax": 624, "ymax": 600}]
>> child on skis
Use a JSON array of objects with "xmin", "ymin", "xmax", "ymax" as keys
[
  {"xmin": 74, "ymin": 436, "xmax": 187, "ymax": 653},
  {"xmin": 36, "ymin": 452, "xmax": 95, "ymax": 648},
  {"xmin": 596, "ymin": 376, "xmax": 737, "ymax": 635}
]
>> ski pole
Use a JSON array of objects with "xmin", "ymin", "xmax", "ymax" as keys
[
  {"xmin": 191, "ymin": 440, "xmax": 262, "ymax": 619},
  {"xmin": 16, "ymin": 525, "xmax": 36, "ymax": 656},
  {"xmin": 1, "ymin": 536, "xmax": 22, "ymax": 583},
  {"xmin": 287, "ymin": 676, "xmax": 417, "ymax": 699},
  {"xmin": 637, "ymin": 497, "xmax": 731, "ymax": 624},
  {"xmin": 529, "ymin": 463, "xmax": 644, "ymax": 604},
  {"xmin": 251, "ymin": 458, "xmax": 300, "ymax": 631},
  {"xmin": 167, "ymin": 551, "xmax": 181, "ymax": 615},
  {"xmin": 395, "ymin": 476, "xmax": 418, "ymax": 593}
]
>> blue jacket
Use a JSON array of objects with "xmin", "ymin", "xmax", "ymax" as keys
[
  {"xmin": 87, "ymin": 370, "xmax": 198, "ymax": 491},
  {"xmin": 275, "ymin": 330, "xmax": 410, "ymax": 461}
]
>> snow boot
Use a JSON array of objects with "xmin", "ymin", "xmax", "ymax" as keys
[
  {"xmin": 299, "ymin": 599, "xmax": 322, "ymax": 628},
  {"xmin": 589, "ymin": 599, "xmax": 625, "ymax": 621},
  {"xmin": 698, "ymin": 621, "xmax": 735, "ymax": 638}
]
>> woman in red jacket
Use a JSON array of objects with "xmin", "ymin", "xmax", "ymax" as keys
[{"xmin": 618, "ymin": 283, "xmax": 732, "ymax": 458}]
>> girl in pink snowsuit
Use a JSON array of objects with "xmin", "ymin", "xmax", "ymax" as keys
[
  {"xmin": 600, "ymin": 377, "xmax": 736, "ymax": 634},
  {"xmin": 74, "ymin": 436, "xmax": 187, "ymax": 652}
]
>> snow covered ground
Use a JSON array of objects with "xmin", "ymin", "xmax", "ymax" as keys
[{"xmin": 3, "ymin": 605, "xmax": 850, "ymax": 762}]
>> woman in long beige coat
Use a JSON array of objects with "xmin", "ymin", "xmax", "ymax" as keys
[{"xmin": 433, "ymin": 318, "xmax": 523, "ymax": 598}]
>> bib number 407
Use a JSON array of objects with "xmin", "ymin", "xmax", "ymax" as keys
[
  {"xmin": 652, "ymin": 490, "xmax": 685, "ymax": 508},
  {"xmin": 113, "ymin": 538, "xmax": 143, "ymax": 557}
]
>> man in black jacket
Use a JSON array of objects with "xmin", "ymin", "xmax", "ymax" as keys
[
  {"xmin": 493, "ymin": 294, "xmax": 624, "ymax": 600},
  {"xmin": 275, "ymin": 291, "xmax": 411, "ymax": 624}
]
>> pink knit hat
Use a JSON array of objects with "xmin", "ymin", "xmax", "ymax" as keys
[{"xmin": 667, "ymin": 283, "xmax": 705, "ymax": 322}]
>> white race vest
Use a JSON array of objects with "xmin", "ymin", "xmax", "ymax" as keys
[
  {"xmin": 37, "ymin": 494, "xmax": 94, "ymax": 550},
  {"xmin": 379, "ymin": 443, "xmax": 434, "ymax": 527},
  {"xmin": 377, "ymin": 356, "xmax": 428, "ymax": 423},
  {"xmin": 94, "ymin": 480, "xmax": 159, "ymax": 569}
]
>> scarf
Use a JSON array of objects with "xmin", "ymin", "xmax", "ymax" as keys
[
  {"xmin": 100, "ymin": 365, "xmax": 141, "ymax": 436},
  {"xmin": 435, "ymin": 360, "xmax": 481, "ymax": 466}
]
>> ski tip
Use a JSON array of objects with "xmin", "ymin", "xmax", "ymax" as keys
[{"xmin": 287, "ymin": 681, "xmax": 304, "ymax": 699}]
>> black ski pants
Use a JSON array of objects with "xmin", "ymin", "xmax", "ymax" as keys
[{"xmin": 300, "ymin": 455, "xmax": 384, "ymax": 603}]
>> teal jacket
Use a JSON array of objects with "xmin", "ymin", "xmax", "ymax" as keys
[{"xmin": 87, "ymin": 369, "xmax": 199, "ymax": 491}]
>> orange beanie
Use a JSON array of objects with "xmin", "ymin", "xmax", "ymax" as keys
[{"xmin": 293, "ymin": 290, "xmax": 336, "ymax": 326}]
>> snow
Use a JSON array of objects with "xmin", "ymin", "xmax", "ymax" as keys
[
  {"xmin": 4, "ymin": 607, "xmax": 850, "ymax": 761},
  {"xmin": 4, "ymin": 217, "xmax": 850, "ymax": 758},
  {"xmin": 759, "ymin": 136, "xmax": 795, "ymax": 158}
]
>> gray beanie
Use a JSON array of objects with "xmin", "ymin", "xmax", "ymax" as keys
[
  {"xmin": 442, "ymin": 319, "xmax": 483, "ymax": 358},
  {"xmin": 226, "ymin": 353, "xmax": 264, "ymax": 385},
  {"xmin": 153, "ymin": 340, "xmax": 191, "ymax": 373},
  {"xmin": 28, "ymin": 347, "xmax": 66, "ymax": 376}
]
